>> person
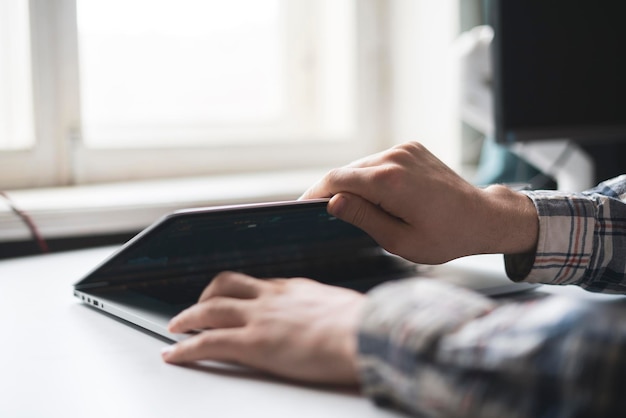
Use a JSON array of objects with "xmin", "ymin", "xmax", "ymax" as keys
[{"xmin": 160, "ymin": 141, "xmax": 626, "ymax": 417}]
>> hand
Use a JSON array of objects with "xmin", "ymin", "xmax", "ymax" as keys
[
  {"xmin": 301, "ymin": 141, "xmax": 538, "ymax": 264},
  {"xmin": 162, "ymin": 271, "xmax": 365, "ymax": 385}
]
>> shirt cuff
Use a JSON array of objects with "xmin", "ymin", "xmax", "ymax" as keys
[{"xmin": 504, "ymin": 190, "xmax": 595, "ymax": 285}]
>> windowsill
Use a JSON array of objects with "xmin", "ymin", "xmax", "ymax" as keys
[{"xmin": 0, "ymin": 169, "xmax": 329, "ymax": 244}]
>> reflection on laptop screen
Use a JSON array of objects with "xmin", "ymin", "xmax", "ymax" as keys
[{"xmin": 79, "ymin": 202, "xmax": 383, "ymax": 288}]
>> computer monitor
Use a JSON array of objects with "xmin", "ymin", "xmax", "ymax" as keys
[{"xmin": 490, "ymin": 0, "xmax": 626, "ymax": 184}]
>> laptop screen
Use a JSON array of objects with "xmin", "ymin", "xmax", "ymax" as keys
[{"xmin": 75, "ymin": 201, "xmax": 380, "ymax": 289}]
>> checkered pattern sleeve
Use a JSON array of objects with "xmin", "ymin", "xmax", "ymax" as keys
[
  {"xmin": 357, "ymin": 279, "xmax": 626, "ymax": 417},
  {"xmin": 505, "ymin": 175, "xmax": 626, "ymax": 293}
]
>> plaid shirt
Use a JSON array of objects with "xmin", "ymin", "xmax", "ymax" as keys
[{"xmin": 357, "ymin": 175, "xmax": 626, "ymax": 417}]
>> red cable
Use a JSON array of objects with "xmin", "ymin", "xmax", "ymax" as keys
[{"xmin": 0, "ymin": 191, "xmax": 49, "ymax": 254}]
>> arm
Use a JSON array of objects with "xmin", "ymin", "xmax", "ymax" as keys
[
  {"xmin": 161, "ymin": 272, "xmax": 626, "ymax": 417},
  {"xmin": 506, "ymin": 175, "xmax": 626, "ymax": 293},
  {"xmin": 302, "ymin": 142, "xmax": 626, "ymax": 292},
  {"xmin": 359, "ymin": 279, "xmax": 626, "ymax": 417}
]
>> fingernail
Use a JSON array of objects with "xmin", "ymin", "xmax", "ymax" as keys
[
  {"xmin": 329, "ymin": 194, "xmax": 347, "ymax": 217},
  {"xmin": 168, "ymin": 318, "xmax": 179, "ymax": 333},
  {"xmin": 161, "ymin": 345, "xmax": 175, "ymax": 360}
]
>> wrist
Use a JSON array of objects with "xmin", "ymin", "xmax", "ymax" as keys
[{"xmin": 479, "ymin": 185, "xmax": 539, "ymax": 255}]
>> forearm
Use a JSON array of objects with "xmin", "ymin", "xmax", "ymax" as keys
[
  {"xmin": 478, "ymin": 185, "xmax": 539, "ymax": 256},
  {"xmin": 357, "ymin": 279, "xmax": 626, "ymax": 417}
]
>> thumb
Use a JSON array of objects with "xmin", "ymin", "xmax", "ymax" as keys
[{"xmin": 328, "ymin": 193, "xmax": 406, "ymax": 255}]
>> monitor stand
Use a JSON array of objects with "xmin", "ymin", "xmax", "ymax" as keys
[
  {"xmin": 509, "ymin": 140, "xmax": 595, "ymax": 192},
  {"xmin": 578, "ymin": 142, "xmax": 626, "ymax": 185}
]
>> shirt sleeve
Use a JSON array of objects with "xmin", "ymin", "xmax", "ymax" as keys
[
  {"xmin": 357, "ymin": 279, "xmax": 626, "ymax": 417},
  {"xmin": 504, "ymin": 175, "xmax": 626, "ymax": 293}
]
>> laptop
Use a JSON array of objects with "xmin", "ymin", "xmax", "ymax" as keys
[{"xmin": 73, "ymin": 199, "xmax": 536, "ymax": 342}]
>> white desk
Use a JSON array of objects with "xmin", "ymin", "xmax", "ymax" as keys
[
  {"xmin": 0, "ymin": 247, "xmax": 406, "ymax": 418},
  {"xmin": 0, "ymin": 247, "xmax": 618, "ymax": 417}
]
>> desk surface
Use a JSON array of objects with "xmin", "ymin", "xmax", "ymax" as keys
[
  {"xmin": 0, "ymin": 247, "xmax": 617, "ymax": 417},
  {"xmin": 0, "ymin": 247, "xmax": 404, "ymax": 418}
]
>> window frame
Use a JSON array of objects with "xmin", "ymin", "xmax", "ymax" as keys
[{"xmin": 0, "ymin": 0, "xmax": 392, "ymax": 189}]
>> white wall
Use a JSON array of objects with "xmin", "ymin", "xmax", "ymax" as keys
[{"xmin": 389, "ymin": 0, "xmax": 462, "ymax": 170}]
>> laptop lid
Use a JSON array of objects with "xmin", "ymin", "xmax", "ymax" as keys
[
  {"xmin": 73, "ymin": 199, "xmax": 411, "ymax": 340},
  {"xmin": 73, "ymin": 199, "xmax": 537, "ymax": 341},
  {"xmin": 74, "ymin": 199, "xmax": 401, "ymax": 291}
]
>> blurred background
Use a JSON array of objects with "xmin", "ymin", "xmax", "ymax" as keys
[
  {"xmin": 3, "ymin": 0, "xmax": 623, "ymax": 258},
  {"xmin": 1, "ymin": 0, "xmax": 477, "ymax": 257},
  {"xmin": 1, "ymin": 0, "xmax": 474, "ymax": 187}
]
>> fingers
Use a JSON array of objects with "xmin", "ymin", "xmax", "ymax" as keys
[
  {"xmin": 161, "ymin": 328, "xmax": 247, "ymax": 364},
  {"xmin": 328, "ymin": 193, "xmax": 409, "ymax": 257},
  {"xmin": 198, "ymin": 271, "xmax": 265, "ymax": 302},
  {"xmin": 300, "ymin": 142, "xmax": 426, "ymax": 200},
  {"xmin": 169, "ymin": 272, "xmax": 269, "ymax": 333},
  {"xmin": 302, "ymin": 168, "xmax": 415, "ymax": 257},
  {"xmin": 168, "ymin": 296, "xmax": 250, "ymax": 333},
  {"xmin": 300, "ymin": 166, "xmax": 381, "ymax": 202}
]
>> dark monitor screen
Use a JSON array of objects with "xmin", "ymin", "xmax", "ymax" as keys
[{"xmin": 491, "ymin": 0, "xmax": 626, "ymax": 144}]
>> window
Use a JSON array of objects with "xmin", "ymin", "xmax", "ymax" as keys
[
  {"xmin": 0, "ymin": 0, "xmax": 389, "ymax": 189},
  {"xmin": 0, "ymin": 0, "xmax": 34, "ymax": 151}
]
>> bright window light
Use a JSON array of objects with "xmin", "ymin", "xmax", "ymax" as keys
[
  {"xmin": 0, "ymin": 0, "xmax": 360, "ymax": 188},
  {"xmin": 0, "ymin": 0, "xmax": 35, "ymax": 150},
  {"xmin": 77, "ymin": 0, "xmax": 285, "ymax": 147}
]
